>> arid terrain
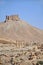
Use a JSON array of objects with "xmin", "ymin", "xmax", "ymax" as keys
[{"xmin": 0, "ymin": 15, "xmax": 43, "ymax": 65}]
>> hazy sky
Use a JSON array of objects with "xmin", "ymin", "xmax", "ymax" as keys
[{"xmin": 0, "ymin": 0, "xmax": 43, "ymax": 29}]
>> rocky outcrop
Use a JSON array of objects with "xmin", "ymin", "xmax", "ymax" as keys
[{"xmin": 0, "ymin": 42, "xmax": 43, "ymax": 65}]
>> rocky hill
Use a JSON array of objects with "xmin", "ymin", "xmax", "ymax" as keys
[
  {"xmin": 0, "ymin": 15, "xmax": 43, "ymax": 65},
  {"xmin": 0, "ymin": 15, "xmax": 43, "ymax": 43}
]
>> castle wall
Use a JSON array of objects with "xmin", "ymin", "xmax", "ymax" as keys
[{"xmin": 6, "ymin": 15, "xmax": 20, "ymax": 21}]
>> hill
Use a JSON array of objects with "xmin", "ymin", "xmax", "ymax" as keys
[
  {"xmin": 0, "ymin": 15, "xmax": 43, "ymax": 65},
  {"xmin": 0, "ymin": 15, "xmax": 43, "ymax": 43}
]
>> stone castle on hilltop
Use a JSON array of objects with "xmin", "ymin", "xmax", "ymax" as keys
[{"xmin": 5, "ymin": 15, "xmax": 20, "ymax": 22}]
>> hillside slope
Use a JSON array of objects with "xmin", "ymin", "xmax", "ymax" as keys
[
  {"xmin": 0, "ymin": 15, "xmax": 43, "ymax": 43},
  {"xmin": 0, "ymin": 15, "xmax": 43, "ymax": 65}
]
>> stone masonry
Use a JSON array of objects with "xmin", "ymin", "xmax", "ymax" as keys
[{"xmin": 5, "ymin": 15, "xmax": 20, "ymax": 22}]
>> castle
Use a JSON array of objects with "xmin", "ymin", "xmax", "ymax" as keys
[{"xmin": 5, "ymin": 15, "xmax": 20, "ymax": 22}]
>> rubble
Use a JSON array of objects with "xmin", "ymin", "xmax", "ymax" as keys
[{"xmin": 0, "ymin": 41, "xmax": 43, "ymax": 65}]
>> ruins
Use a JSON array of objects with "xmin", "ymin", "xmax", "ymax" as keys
[{"xmin": 4, "ymin": 15, "xmax": 20, "ymax": 22}]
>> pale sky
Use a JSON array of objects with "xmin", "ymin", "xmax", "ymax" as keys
[{"xmin": 0, "ymin": 0, "xmax": 43, "ymax": 29}]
